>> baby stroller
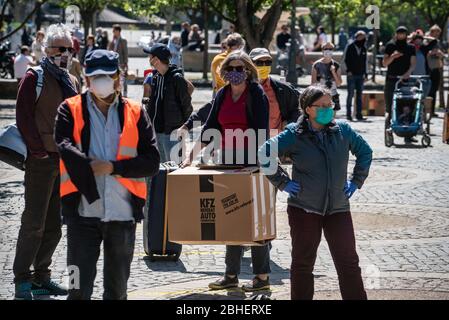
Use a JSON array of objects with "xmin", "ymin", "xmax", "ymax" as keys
[{"xmin": 384, "ymin": 76, "xmax": 431, "ymax": 147}]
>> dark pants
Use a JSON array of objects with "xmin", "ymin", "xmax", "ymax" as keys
[
  {"xmin": 13, "ymin": 156, "xmax": 61, "ymax": 284},
  {"xmin": 346, "ymin": 75, "xmax": 364, "ymax": 118},
  {"xmin": 384, "ymin": 78, "xmax": 397, "ymax": 116},
  {"xmin": 66, "ymin": 217, "xmax": 136, "ymax": 300},
  {"xmin": 429, "ymin": 68, "xmax": 441, "ymax": 113},
  {"xmin": 225, "ymin": 244, "xmax": 271, "ymax": 276},
  {"xmin": 287, "ymin": 206, "xmax": 367, "ymax": 300}
]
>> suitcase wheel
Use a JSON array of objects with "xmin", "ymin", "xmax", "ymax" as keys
[
  {"xmin": 171, "ymin": 252, "xmax": 181, "ymax": 262},
  {"xmin": 146, "ymin": 251, "xmax": 181, "ymax": 262},
  {"xmin": 147, "ymin": 252, "xmax": 157, "ymax": 262}
]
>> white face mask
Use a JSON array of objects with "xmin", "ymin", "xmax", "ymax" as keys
[
  {"xmin": 50, "ymin": 52, "xmax": 72, "ymax": 70},
  {"xmin": 323, "ymin": 50, "xmax": 333, "ymax": 58},
  {"xmin": 89, "ymin": 76, "xmax": 115, "ymax": 99}
]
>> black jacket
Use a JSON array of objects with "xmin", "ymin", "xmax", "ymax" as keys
[
  {"xmin": 268, "ymin": 77, "xmax": 301, "ymax": 123},
  {"xmin": 344, "ymin": 42, "xmax": 367, "ymax": 76},
  {"xmin": 54, "ymin": 93, "xmax": 160, "ymax": 223},
  {"xmin": 183, "ymin": 78, "xmax": 300, "ymax": 130},
  {"xmin": 148, "ymin": 65, "xmax": 193, "ymax": 134}
]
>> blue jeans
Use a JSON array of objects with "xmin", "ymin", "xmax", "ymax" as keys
[
  {"xmin": 346, "ymin": 75, "xmax": 364, "ymax": 118},
  {"xmin": 156, "ymin": 133, "xmax": 179, "ymax": 163},
  {"xmin": 420, "ymin": 78, "xmax": 431, "ymax": 99}
]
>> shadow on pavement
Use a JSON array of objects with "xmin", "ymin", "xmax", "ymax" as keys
[
  {"xmin": 392, "ymin": 144, "xmax": 432, "ymax": 149},
  {"xmin": 143, "ymin": 256, "xmax": 188, "ymax": 273},
  {"xmin": 171, "ymin": 288, "xmax": 273, "ymax": 300}
]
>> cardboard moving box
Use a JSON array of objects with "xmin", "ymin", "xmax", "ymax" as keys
[{"xmin": 166, "ymin": 166, "xmax": 276, "ymax": 245}]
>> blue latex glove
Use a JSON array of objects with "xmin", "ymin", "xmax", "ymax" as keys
[
  {"xmin": 284, "ymin": 181, "xmax": 300, "ymax": 197},
  {"xmin": 344, "ymin": 180, "xmax": 358, "ymax": 199}
]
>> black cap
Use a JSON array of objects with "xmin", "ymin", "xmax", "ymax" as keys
[
  {"xmin": 85, "ymin": 49, "xmax": 119, "ymax": 77},
  {"xmin": 396, "ymin": 26, "xmax": 408, "ymax": 33},
  {"xmin": 143, "ymin": 43, "xmax": 171, "ymax": 61}
]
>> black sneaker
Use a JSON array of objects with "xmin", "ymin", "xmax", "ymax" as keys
[
  {"xmin": 356, "ymin": 116, "xmax": 367, "ymax": 121},
  {"xmin": 242, "ymin": 276, "xmax": 270, "ymax": 292},
  {"xmin": 208, "ymin": 275, "xmax": 239, "ymax": 290},
  {"xmin": 31, "ymin": 279, "xmax": 68, "ymax": 296},
  {"xmin": 346, "ymin": 115, "xmax": 353, "ymax": 121}
]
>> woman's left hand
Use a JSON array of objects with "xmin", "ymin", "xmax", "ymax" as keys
[{"xmin": 344, "ymin": 180, "xmax": 358, "ymax": 199}]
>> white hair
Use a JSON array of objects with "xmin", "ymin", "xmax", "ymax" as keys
[{"xmin": 44, "ymin": 23, "xmax": 72, "ymax": 47}]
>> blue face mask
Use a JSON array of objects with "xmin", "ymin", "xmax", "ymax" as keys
[{"xmin": 315, "ymin": 107, "xmax": 334, "ymax": 125}]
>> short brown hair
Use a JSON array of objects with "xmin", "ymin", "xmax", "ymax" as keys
[
  {"xmin": 112, "ymin": 24, "xmax": 121, "ymax": 32},
  {"xmin": 219, "ymin": 50, "xmax": 259, "ymax": 83},
  {"xmin": 226, "ymin": 32, "xmax": 245, "ymax": 49},
  {"xmin": 87, "ymin": 34, "xmax": 95, "ymax": 42}
]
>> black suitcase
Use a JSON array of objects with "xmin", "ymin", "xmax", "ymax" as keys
[
  {"xmin": 0, "ymin": 146, "xmax": 25, "ymax": 170},
  {"xmin": 143, "ymin": 162, "xmax": 182, "ymax": 261}
]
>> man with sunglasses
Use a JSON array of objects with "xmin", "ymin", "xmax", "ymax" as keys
[
  {"xmin": 249, "ymin": 48, "xmax": 301, "ymax": 137},
  {"xmin": 14, "ymin": 23, "xmax": 80, "ymax": 300}
]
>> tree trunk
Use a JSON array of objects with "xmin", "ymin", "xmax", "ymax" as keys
[
  {"xmin": 92, "ymin": 11, "xmax": 97, "ymax": 36},
  {"xmin": 202, "ymin": 0, "xmax": 208, "ymax": 80},
  {"xmin": 234, "ymin": 0, "xmax": 282, "ymax": 50},
  {"xmin": 163, "ymin": 6, "xmax": 175, "ymax": 36},
  {"xmin": 0, "ymin": 0, "xmax": 47, "ymax": 42},
  {"xmin": 81, "ymin": 12, "xmax": 90, "ymax": 42},
  {"xmin": 0, "ymin": 0, "xmax": 11, "ymax": 32},
  {"xmin": 286, "ymin": 0, "xmax": 298, "ymax": 85},
  {"xmin": 330, "ymin": 15, "xmax": 335, "ymax": 44}
]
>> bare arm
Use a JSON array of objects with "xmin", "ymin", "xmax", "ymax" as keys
[
  {"xmin": 332, "ymin": 67, "xmax": 342, "ymax": 86},
  {"xmin": 181, "ymin": 141, "xmax": 207, "ymax": 168},
  {"xmin": 383, "ymin": 53, "xmax": 394, "ymax": 67},
  {"xmin": 143, "ymin": 83, "xmax": 151, "ymax": 98},
  {"xmin": 311, "ymin": 66, "xmax": 317, "ymax": 83}
]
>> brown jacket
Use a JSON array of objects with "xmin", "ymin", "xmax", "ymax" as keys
[
  {"xmin": 16, "ymin": 70, "xmax": 79, "ymax": 156},
  {"xmin": 108, "ymin": 37, "xmax": 128, "ymax": 67}
]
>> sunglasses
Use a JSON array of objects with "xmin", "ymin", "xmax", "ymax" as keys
[
  {"xmin": 48, "ymin": 46, "xmax": 75, "ymax": 54},
  {"xmin": 254, "ymin": 60, "xmax": 272, "ymax": 66},
  {"xmin": 225, "ymin": 65, "xmax": 245, "ymax": 72}
]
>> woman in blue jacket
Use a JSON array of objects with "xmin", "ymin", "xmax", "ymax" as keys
[{"xmin": 259, "ymin": 84, "xmax": 373, "ymax": 300}]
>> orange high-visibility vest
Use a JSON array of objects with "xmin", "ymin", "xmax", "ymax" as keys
[{"xmin": 60, "ymin": 94, "xmax": 147, "ymax": 201}]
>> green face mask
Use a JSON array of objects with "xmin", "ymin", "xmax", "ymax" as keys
[{"xmin": 315, "ymin": 107, "xmax": 334, "ymax": 125}]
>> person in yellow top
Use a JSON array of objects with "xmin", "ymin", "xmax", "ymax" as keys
[{"xmin": 211, "ymin": 33, "xmax": 245, "ymax": 94}]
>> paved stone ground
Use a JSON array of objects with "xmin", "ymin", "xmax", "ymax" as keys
[{"xmin": 1, "ymin": 86, "xmax": 449, "ymax": 300}]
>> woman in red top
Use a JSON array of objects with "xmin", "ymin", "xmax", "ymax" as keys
[{"xmin": 182, "ymin": 51, "xmax": 270, "ymax": 292}]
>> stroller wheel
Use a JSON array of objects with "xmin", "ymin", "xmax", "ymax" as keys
[
  {"xmin": 421, "ymin": 135, "xmax": 431, "ymax": 147},
  {"xmin": 384, "ymin": 129, "xmax": 394, "ymax": 147}
]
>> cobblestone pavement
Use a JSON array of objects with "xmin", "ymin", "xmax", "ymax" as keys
[{"xmin": 1, "ymin": 87, "xmax": 449, "ymax": 300}]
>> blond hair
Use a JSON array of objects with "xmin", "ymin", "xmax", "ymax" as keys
[
  {"xmin": 321, "ymin": 42, "xmax": 335, "ymax": 50},
  {"xmin": 219, "ymin": 50, "xmax": 259, "ymax": 83},
  {"xmin": 430, "ymin": 24, "xmax": 441, "ymax": 33}
]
